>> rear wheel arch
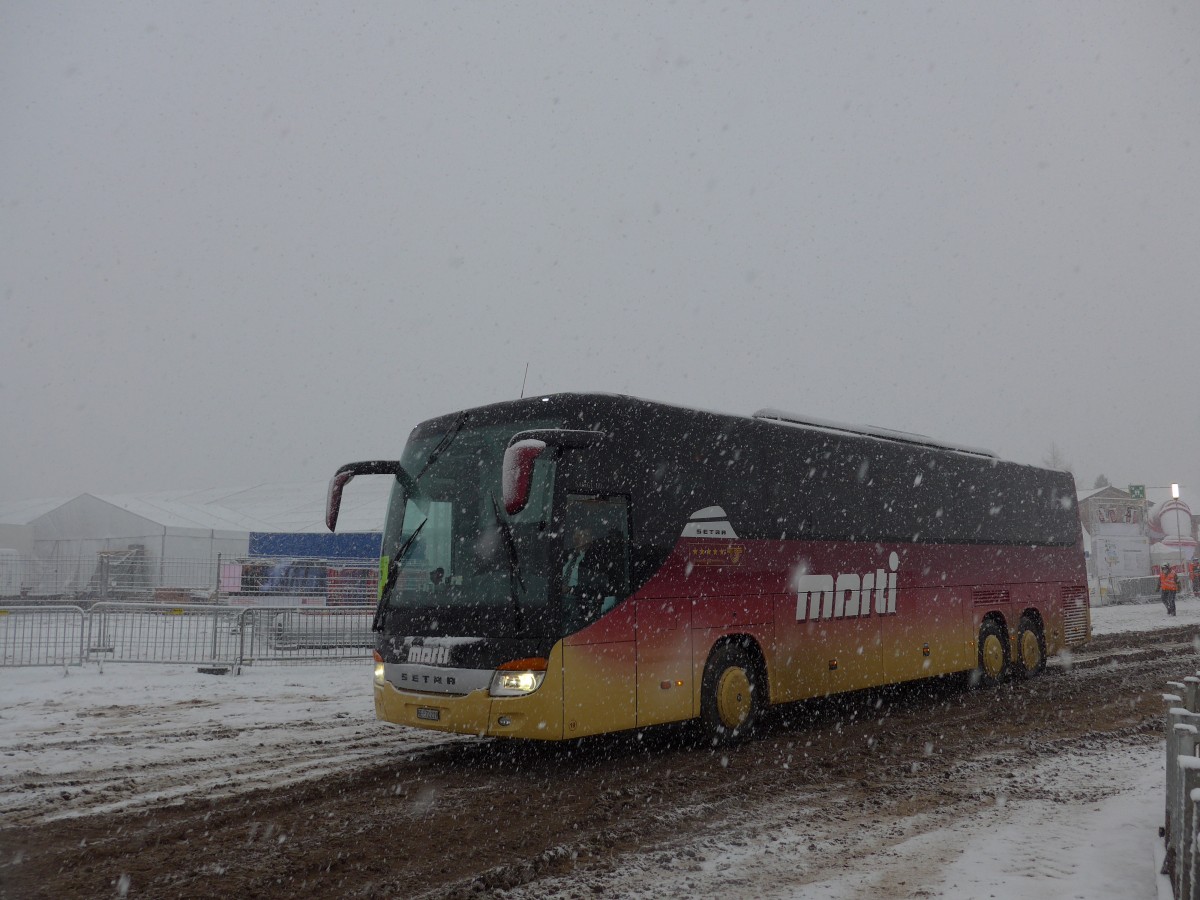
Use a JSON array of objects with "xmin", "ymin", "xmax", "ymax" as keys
[
  {"xmin": 1017, "ymin": 607, "xmax": 1044, "ymax": 632},
  {"xmin": 700, "ymin": 634, "xmax": 769, "ymax": 696}
]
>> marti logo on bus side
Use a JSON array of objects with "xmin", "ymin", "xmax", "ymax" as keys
[
  {"xmin": 686, "ymin": 508, "xmax": 902, "ymax": 619},
  {"xmin": 685, "ymin": 507, "xmax": 901, "ymax": 622},
  {"xmin": 793, "ymin": 552, "xmax": 900, "ymax": 622}
]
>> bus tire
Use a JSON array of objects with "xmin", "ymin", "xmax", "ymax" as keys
[
  {"xmin": 1014, "ymin": 615, "xmax": 1046, "ymax": 678},
  {"xmin": 700, "ymin": 643, "xmax": 761, "ymax": 744},
  {"xmin": 976, "ymin": 619, "xmax": 1009, "ymax": 687}
]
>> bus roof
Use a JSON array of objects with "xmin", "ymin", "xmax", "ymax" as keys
[
  {"xmin": 410, "ymin": 392, "xmax": 1077, "ymax": 547},
  {"xmin": 421, "ymin": 393, "xmax": 1000, "ymax": 462}
]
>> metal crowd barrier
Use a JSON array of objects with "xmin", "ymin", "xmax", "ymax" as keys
[
  {"xmin": 1113, "ymin": 575, "xmax": 1162, "ymax": 602},
  {"xmin": 87, "ymin": 602, "xmax": 245, "ymax": 666},
  {"xmin": 1, "ymin": 554, "xmax": 380, "ymax": 608},
  {"xmin": 238, "ymin": 607, "xmax": 374, "ymax": 665},
  {"xmin": 1162, "ymin": 676, "xmax": 1200, "ymax": 898},
  {"xmin": 0, "ymin": 605, "xmax": 86, "ymax": 668},
  {"xmin": 0, "ymin": 603, "xmax": 373, "ymax": 671}
]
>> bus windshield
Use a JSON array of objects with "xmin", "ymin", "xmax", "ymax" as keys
[{"xmin": 380, "ymin": 421, "xmax": 558, "ymax": 637}]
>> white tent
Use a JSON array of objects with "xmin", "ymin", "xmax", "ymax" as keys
[
  {"xmin": 0, "ymin": 496, "xmax": 68, "ymax": 556},
  {"xmin": 0, "ymin": 481, "xmax": 389, "ymax": 596},
  {"xmin": 27, "ymin": 493, "xmax": 250, "ymax": 592}
]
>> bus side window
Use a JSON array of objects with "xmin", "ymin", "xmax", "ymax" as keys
[{"xmin": 561, "ymin": 496, "xmax": 630, "ymax": 630}]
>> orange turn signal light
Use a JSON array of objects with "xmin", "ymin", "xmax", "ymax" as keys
[
  {"xmin": 497, "ymin": 657, "xmax": 548, "ymax": 671},
  {"xmin": 373, "ymin": 650, "xmax": 383, "ymax": 663}
]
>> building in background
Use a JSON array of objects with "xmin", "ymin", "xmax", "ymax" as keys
[
  {"xmin": 1147, "ymin": 494, "xmax": 1198, "ymax": 571},
  {"xmin": 0, "ymin": 482, "xmax": 387, "ymax": 603},
  {"xmin": 1077, "ymin": 485, "xmax": 1152, "ymax": 601}
]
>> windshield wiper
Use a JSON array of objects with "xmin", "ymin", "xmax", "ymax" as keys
[
  {"xmin": 372, "ymin": 517, "xmax": 428, "ymax": 632},
  {"xmin": 490, "ymin": 494, "xmax": 525, "ymax": 632},
  {"xmin": 414, "ymin": 412, "xmax": 467, "ymax": 482}
]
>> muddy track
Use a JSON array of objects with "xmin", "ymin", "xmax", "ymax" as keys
[
  {"xmin": 2, "ymin": 625, "xmax": 1197, "ymax": 900},
  {"xmin": 3, "ymin": 732, "xmax": 413, "ymax": 826},
  {"xmin": 0, "ymin": 703, "xmax": 455, "ymax": 827}
]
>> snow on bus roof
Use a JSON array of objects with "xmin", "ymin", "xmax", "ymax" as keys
[{"xmin": 752, "ymin": 408, "xmax": 999, "ymax": 460}]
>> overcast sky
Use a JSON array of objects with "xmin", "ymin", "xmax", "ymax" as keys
[{"xmin": 2, "ymin": 2, "xmax": 1198, "ymax": 506}]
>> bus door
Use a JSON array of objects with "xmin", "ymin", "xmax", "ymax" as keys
[{"xmin": 559, "ymin": 495, "xmax": 637, "ymax": 738}]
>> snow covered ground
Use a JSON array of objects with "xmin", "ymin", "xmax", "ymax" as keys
[
  {"xmin": 1091, "ymin": 592, "xmax": 1200, "ymax": 636},
  {"xmin": 0, "ymin": 662, "xmax": 456, "ymax": 825},
  {"xmin": 1, "ymin": 598, "xmax": 1191, "ymax": 898},
  {"xmin": 502, "ymin": 741, "xmax": 1168, "ymax": 900}
]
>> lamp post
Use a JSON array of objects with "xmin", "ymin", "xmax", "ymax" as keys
[{"xmin": 1173, "ymin": 484, "xmax": 1188, "ymax": 597}]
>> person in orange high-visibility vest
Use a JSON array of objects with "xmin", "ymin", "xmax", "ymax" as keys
[{"xmin": 1160, "ymin": 565, "xmax": 1179, "ymax": 616}]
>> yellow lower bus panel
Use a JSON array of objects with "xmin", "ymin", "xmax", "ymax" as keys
[{"xmin": 373, "ymin": 644, "xmax": 566, "ymax": 740}]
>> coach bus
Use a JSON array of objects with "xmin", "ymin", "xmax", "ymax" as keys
[{"xmin": 326, "ymin": 394, "xmax": 1089, "ymax": 742}]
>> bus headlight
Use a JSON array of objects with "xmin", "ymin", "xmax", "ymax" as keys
[
  {"xmin": 373, "ymin": 650, "xmax": 385, "ymax": 685},
  {"xmin": 490, "ymin": 669, "xmax": 546, "ymax": 696},
  {"xmin": 490, "ymin": 657, "xmax": 548, "ymax": 696}
]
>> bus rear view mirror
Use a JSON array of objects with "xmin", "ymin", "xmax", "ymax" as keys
[
  {"xmin": 326, "ymin": 460, "xmax": 405, "ymax": 531},
  {"xmin": 501, "ymin": 428, "xmax": 605, "ymax": 515},
  {"xmin": 502, "ymin": 440, "xmax": 547, "ymax": 515}
]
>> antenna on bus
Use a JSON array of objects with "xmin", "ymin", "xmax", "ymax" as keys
[{"xmin": 520, "ymin": 362, "xmax": 530, "ymax": 398}]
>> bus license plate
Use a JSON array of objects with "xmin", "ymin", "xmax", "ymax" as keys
[{"xmin": 416, "ymin": 707, "xmax": 440, "ymax": 722}]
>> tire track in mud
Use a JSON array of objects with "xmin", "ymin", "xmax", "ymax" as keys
[
  {"xmin": 1, "ymin": 707, "xmax": 458, "ymax": 826},
  {"xmin": 2, "ymin": 624, "xmax": 1197, "ymax": 900}
]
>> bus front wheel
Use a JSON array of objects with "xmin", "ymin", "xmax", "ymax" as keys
[
  {"xmin": 976, "ymin": 620, "xmax": 1009, "ymax": 687},
  {"xmin": 701, "ymin": 644, "xmax": 761, "ymax": 744}
]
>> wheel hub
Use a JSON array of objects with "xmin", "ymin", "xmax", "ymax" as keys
[
  {"xmin": 716, "ymin": 667, "xmax": 752, "ymax": 729},
  {"xmin": 981, "ymin": 634, "xmax": 1006, "ymax": 679},
  {"xmin": 1021, "ymin": 630, "xmax": 1041, "ymax": 669}
]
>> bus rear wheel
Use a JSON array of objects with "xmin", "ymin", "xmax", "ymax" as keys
[
  {"xmin": 701, "ymin": 644, "xmax": 761, "ymax": 744},
  {"xmin": 976, "ymin": 620, "xmax": 1009, "ymax": 687},
  {"xmin": 1014, "ymin": 615, "xmax": 1046, "ymax": 677}
]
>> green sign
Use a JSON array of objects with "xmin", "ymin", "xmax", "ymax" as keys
[{"xmin": 1129, "ymin": 484, "xmax": 1145, "ymax": 499}]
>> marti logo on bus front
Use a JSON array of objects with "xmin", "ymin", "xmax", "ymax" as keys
[
  {"xmin": 407, "ymin": 645, "xmax": 451, "ymax": 665},
  {"xmin": 793, "ymin": 552, "xmax": 899, "ymax": 622}
]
